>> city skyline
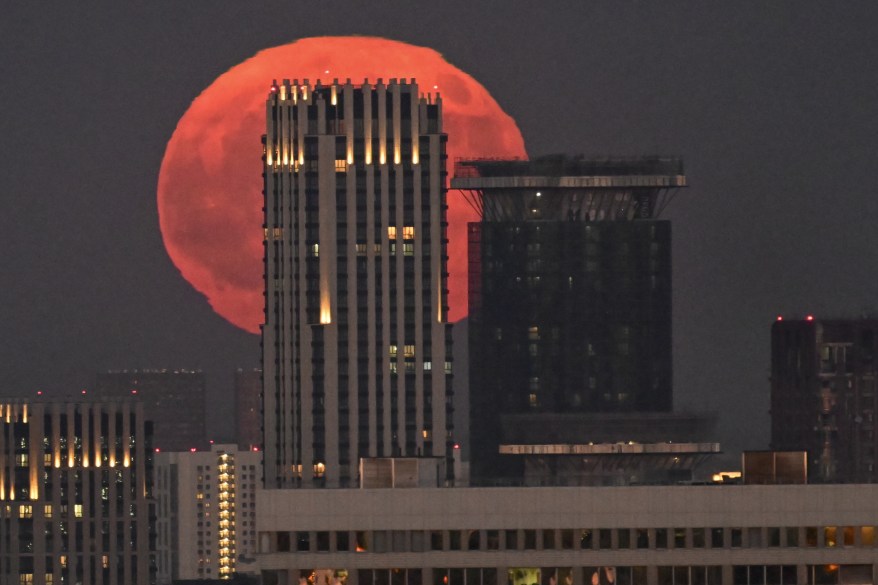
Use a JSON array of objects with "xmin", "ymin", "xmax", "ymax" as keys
[{"xmin": 3, "ymin": 3, "xmax": 878, "ymax": 457}]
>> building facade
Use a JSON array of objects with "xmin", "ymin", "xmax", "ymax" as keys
[
  {"xmin": 254, "ymin": 484, "xmax": 878, "ymax": 585},
  {"xmin": 771, "ymin": 317, "xmax": 878, "ymax": 483},
  {"xmin": 154, "ymin": 443, "xmax": 262, "ymax": 583},
  {"xmin": 0, "ymin": 399, "xmax": 154, "ymax": 585},
  {"xmin": 262, "ymin": 78, "xmax": 454, "ymax": 488},
  {"xmin": 235, "ymin": 369, "xmax": 262, "ymax": 451},
  {"xmin": 452, "ymin": 157, "xmax": 687, "ymax": 482},
  {"xmin": 95, "ymin": 369, "xmax": 208, "ymax": 452}
]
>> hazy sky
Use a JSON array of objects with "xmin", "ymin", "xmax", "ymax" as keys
[{"xmin": 2, "ymin": 2, "xmax": 878, "ymax": 452}]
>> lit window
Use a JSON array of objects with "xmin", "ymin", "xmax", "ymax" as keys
[
  {"xmin": 423, "ymin": 361, "xmax": 432, "ymax": 371},
  {"xmin": 45, "ymin": 575, "xmax": 53, "ymax": 585},
  {"xmin": 862, "ymin": 526, "xmax": 875, "ymax": 546},
  {"xmin": 390, "ymin": 363, "xmax": 398, "ymax": 375},
  {"xmin": 74, "ymin": 504, "xmax": 83, "ymax": 518},
  {"xmin": 529, "ymin": 393, "xmax": 538, "ymax": 406},
  {"xmin": 19, "ymin": 574, "xmax": 33, "ymax": 585},
  {"xmin": 444, "ymin": 361, "xmax": 453, "ymax": 374},
  {"xmin": 313, "ymin": 462, "xmax": 325, "ymax": 478},
  {"xmin": 60, "ymin": 555, "xmax": 67, "ymax": 568},
  {"xmin": 824, "ymin": 526, "xmax": 837, "ymax": 547},
  {"xmin": 19, "ymin": 505, "xmax": 32, "ymax": 519},
  {"xmin": 389, "ymin": 345, "xmax": 398, "ymax": 357},
  {"xmin": 43, "ymin": 453, "xmax": 52, "ymax": 466},
  {"xmin": 15, "ymin": 453, "xmax": 28, "ymax": 467},
  {"xmin": 403, "ymin": 243, "xmax": 414, "ymax": 256},
  {"xmin": 102, "ymin": 555, "xmax": 109, "ymax": 569},
  {"xmin": 387, "ymin": 226, "xmax": 397, "ymax": 240},
  {"xmin": 404, "ymin": 345, "xmax": 415, "ymax": 358},
  {"xmin": 356, "ymin": 243, "xmax": 367, "ymax": 255},
  {"xmin": 43, "ymin": 505, "xmax": 52, "ymax": 519},
  {"xmin": 528, "ymin": 326, "xmax": 540, "ymax": 340},
  {"xmin": 402, "ymin": 226, "xmax": 415, "ymax": 240},
  {"xmin": 335, "ymin": 159, "xmax": 347, "ymax": 172},
  {"xmin": 373, "ymin": 243, "xmax": 382, "ymax": 254},
  {"xmin": 310, "ymin": 244, "xmax": 319, "ymax": 257}
]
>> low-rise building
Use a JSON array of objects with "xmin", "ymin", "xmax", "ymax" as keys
[{"xmin": 255, "ymin": 484, "xmax": 878, "ymax": 585}]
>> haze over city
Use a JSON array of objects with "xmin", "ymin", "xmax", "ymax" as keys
[{"xmin": 3, "ymin": 1, "xmax": 878, "ymax": 458}]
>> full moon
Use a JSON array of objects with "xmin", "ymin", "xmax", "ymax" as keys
[{"xmin": 158, "ymin": 36, "xmax": 527, "ymax": 334}]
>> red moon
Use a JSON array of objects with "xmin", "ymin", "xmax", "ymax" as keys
[{"xmin": 158, "ymin": 36, "xmax": 527, "ymax": 334}]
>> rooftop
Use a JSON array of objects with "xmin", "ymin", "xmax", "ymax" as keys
[{"xmin": 454, "ymin": 154, "xmax": 684, "ymax": 179}]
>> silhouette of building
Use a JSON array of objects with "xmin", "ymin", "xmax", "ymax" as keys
[
  {"xmin": 453, "ymin": 156, "xmax": 704, "ymax": 483},
  {"xmin": 154, "ymin": 443, "xmax": 261, "ymax": 583},
  {"xmin": 771, "ymin": 316, "xmax": 878, "ymax": 482},
  {"xmin": 0, "ymin": 398, "xmax": 154, "ymax": 585},
  {"xmin": 234, "ymin": 369, "xmax": 262, "ymax": 450},
  {"xmin": 94, "ymin": 369, "xmax": 207, "ymax": 452},
  {"xmin": 261, "ymin": 79, "xmax": 453, "ymax": 488}
]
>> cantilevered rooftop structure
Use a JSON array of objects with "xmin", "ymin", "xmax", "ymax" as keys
[{"xmin": 453, "ymin": 155, "xmax": 715, "ymax": 485}]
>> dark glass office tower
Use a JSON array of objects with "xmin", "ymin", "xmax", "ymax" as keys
[
  {"xmin": 262, "ymin": 79, "xmax": 454, "ymax": 488},
  {"xmin": 454, "ymin": 156, "xmax": 686, "ymax": 482}
]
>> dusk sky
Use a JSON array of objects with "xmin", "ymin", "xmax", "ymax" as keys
[{"xmin": 2, "ymin": 2, "xmax": 878, "ymax": 453}]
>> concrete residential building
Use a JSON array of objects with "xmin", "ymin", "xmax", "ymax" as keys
[
  {"xmin": 95, "ymin": 369, "xmax": 208, "ymax": 452},
  {"xmin": 453, "ymin": 157, "xmax": 703, "ymax": 483},
  {"xmin": 154, "ymin": 443, "xmax": 261, "ymax": 583},
  {"xmin": 771, "ymin": 317, "xmax": 878, "ymax": 483},
  {"xmin": 254, "ymin": 483, "xmax": 878, "ymax": 585},
  {"xmin": 0, "ymin": 398, "xmax": 154, "ymax": 585},
  {"xmin": 261, "ymin": 78, "xmax": 454, "ymax": 488}
]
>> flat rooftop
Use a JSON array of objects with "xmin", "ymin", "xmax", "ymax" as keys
[
  {"xmin": 455, "ymin": 155, "xmax": 684, "ymax": 178},
  {"xmin": 499, "ymin": 443, "xmax": 722, "ymax": 456},
  {"xmin": 453, "ymin": 155, "xmax": 686, "ymax": 191}
]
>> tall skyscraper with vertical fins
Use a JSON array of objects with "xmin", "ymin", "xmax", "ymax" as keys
[{"xmin": 262, "ymin": 78, "xmax": 454, "ymax": 488}]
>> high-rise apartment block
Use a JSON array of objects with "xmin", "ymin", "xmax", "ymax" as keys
[
  {"xmin": 771, "ymin": 317, "xmax": 878, "ymax": 482},
  {"xmin": 0, "ymin": 399, "xmax": 154, "ymax": 585},
  {"xmin": 95, "ymin": 369, "xmax": 207, "ymax": 452},
  {"xmin": 154, "ymin": 443, "xmax": 261, "ymax": 583},
  {"xmin": 454, "ymin": 156, "xmax": 690, "ymax": 482},
  {"xmin": 262, "ymin": 79, "xmax": 454, "ymax": 488}
]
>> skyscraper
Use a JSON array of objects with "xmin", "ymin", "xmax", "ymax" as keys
[
  {"xmin": 454, "ymin": 156, "xmax": 689, "ymax": 482},
  {"xmin": 771, "ymin": 316, "xmax": 878, "ymax": 483},
  {"xmin": 234, "ymin": 368, "xmax": 262, "ymax": 450},
  {"xmin": 262, "ymin": 78, "xmax": 453, "ymax": 488},
  {"xmin": 0, "ymin": 398, "xmax": 154, "ymax": 585}
]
